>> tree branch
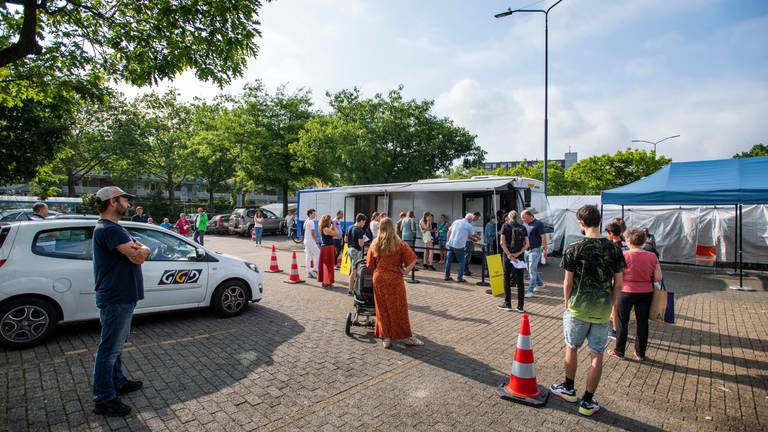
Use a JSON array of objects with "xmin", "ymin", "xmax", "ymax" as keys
[{"xmin": 0, "ymin": 0, "xmax": 43, "ymax": 68}]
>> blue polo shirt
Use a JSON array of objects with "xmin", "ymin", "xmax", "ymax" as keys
[
  {"xmin": 526, "ymin": 219, "xmax": 546, "ymax": 249},
  {"xmin": 93, "ymin": 219, "xmax": 144, "ymax": 306}
]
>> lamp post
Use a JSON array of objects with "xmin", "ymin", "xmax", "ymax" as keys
[
  {"xmin": 631, "ymin": 135, "xmax": 680, "ymax": 154},
  {"xmin": 495, "ymin": 0, "xmax": 564, "ymax": 196}
]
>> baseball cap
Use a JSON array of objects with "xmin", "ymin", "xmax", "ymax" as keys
[{"xmin": 95, "ymin": 186, "xmax": 135, "ymax": 202}]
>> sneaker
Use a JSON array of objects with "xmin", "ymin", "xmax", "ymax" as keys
[
  {"xmin": 93, "ymin": 398, "xmax": 132, "ymax": 417},
  {"xmin": 116, "ymin": 380, "xmax": 143, "ymax": 395},
  {"xmin": 608, "ymin": 329, "xmax": 617, "ymax": 340},
  {"xmin": 578, "ymin": 398, "xmax": 601, "ymax": 416},
  {"xmin": 514, "ymin": 307, "xmax": 525, "ymax": 313},
  {"xmin": 444, "ymin": 277, "xmax": 454, "ymax": 281},
  {"xmin": 525, "ymin": 291, "xmax": 534, "ymax": 298},
  {"xmin": 456, "ymin": 278, "xmax": 468, "ymax": 283},
  {"xmin": 550, "ymin": 384, "xmax": 578, "ymax": 403},
  {"xmin": 497, "ymin": 303, "xmax": 513, "ymax": 311},
  {"xmin": 464, "ymin": 271, "xmax": 473, "ymax": 277}
]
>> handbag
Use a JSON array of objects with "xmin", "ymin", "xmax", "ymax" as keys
[
  {"xmin": 662, "ymin": 280, "xmax": 675, "ymax": 324},
  {"xmin": 650, "ymin": 279, "xmax": 668, "ymax": 323}
]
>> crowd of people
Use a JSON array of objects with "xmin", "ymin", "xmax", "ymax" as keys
[{"xmin": 298, "ymin": 204, "xmax": 662, "ymax": 417}]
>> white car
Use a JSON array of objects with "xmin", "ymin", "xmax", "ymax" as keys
[{"xmin": 0, "ymin": 218, "xmax": 263, "ymax": 349}]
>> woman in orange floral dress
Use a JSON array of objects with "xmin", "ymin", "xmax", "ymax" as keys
[{"xmin": 366, "ymin": 217, "xmax": 423, "ymax": 348}]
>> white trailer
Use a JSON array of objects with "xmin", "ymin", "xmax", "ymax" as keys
[{"xmin": 296, "ymin": 176, "xmax": 550, "ymax": 245}]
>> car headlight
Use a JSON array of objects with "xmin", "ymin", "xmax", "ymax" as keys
[{"xmin": 245, "ymin": 262, "xmax": 260, "ymax": 273}]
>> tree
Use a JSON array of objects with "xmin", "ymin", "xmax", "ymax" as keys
[
  {"xmin": 293, "ymin": 86, "xmax": 485, "ymax": 185},
  {"xmin": 131, "ymin": 90, "xmax": 194, "ymax": 216},
  {"xmin": 565, "ymin": 149, "xmax": 671, "ymax": 195},
  {"xmin": 48, "ymin": 92, "xmax": 139, "ymax": 196},
  {"xmin": 187, "ymin": 101, "xmax": 237, "ymax": 211},
  {"xmin": 0, "ymin": 0, "xmax": 264, "ymax": 86},
  {"xmin": 0, "ymin": 95, "xmax": 71, "ymax": 185},
  {"xmin": 733, "ymin": 144, "xmax": 768, "ymax": 158},
  {"xmin": 235, "ymin": 83, "xmax": 317, "ymax": 217}
]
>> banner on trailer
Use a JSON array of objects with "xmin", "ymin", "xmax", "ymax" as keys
[{"xmin": 487, "ymin": 254, "xmax": 504, "ymax": 296}]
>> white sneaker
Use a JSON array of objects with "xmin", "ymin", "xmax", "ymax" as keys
[{"xmin": 525, "ymin": 291, "xmax": 534, "ymax": 298}]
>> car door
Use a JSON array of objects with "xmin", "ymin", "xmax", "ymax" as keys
[
  {"xmin": 262, "ymin": 209, "xmax": 280, "ymax": 233},
  {"xmin": 125, "ymin": 227, "xmax": 208, "ymax": 309}
]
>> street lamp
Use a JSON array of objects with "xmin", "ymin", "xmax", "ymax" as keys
[
  {"xmin": 631, "ymin": 135, "xmax": 680, "ymax": 154},
  {"xmin": 495, "ymin": 0, "xmax": 564, "ymax": 196}
]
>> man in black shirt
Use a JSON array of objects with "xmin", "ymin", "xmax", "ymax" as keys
[
  {"xmin": 498, "ymin": 211, "xmax": 529, "ymax": 313},
  {"xmin": 29, "ymin": 202, "xmax": 49, "ymax": 220},
  {"xmin": 346, "ymin": 213, "xmax": 367, "ymax": 295},
  {"xmin": 130, "ymin": 206, "xmax": 148, "ymax": 223},
  {"xmin": 92, "ymin": 186, "xmax": 151, "ymax": 417}
]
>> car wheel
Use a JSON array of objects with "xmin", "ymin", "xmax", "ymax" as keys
[
  {"xmin": 0, "ymin": 298, "xmax": 59, "ymax": 349},
  {"xmin": 211, "ymin": 280, "xmax": 250, "ymax": 317}
]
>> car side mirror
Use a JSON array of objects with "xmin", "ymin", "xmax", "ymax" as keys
[{"xmin": 196, "ymin": 248, "xmax": 206, "ymax": 259}]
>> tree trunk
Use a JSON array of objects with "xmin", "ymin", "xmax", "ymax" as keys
[
  {"xmin": 67, "ymin": 170, "xmax": 76, "ymax": 197},
  {"xmin": 167, "ymin": 178, "xmax": 176, "ymax": 217},
  {"xmin": 208, "ymin": 182, "xmax": 215, "ymax": 213},
  {"xmin": 282, "ymin": 183, "xmax": 289, "ymax": 217}
]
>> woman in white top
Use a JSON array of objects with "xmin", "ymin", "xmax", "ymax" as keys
[
  {"xmin": 253, "ymin": 210, "xmax": 265, "ymax": 246},
  {"xmin": 370, "ymin": 212, "xmax": 381, "ymax": 238}
]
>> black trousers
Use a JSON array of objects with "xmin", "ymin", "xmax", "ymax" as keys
[
  {"xmin": 503, "ymin": 255, "xmax": 525, "ymax": 309},
  {"xmin": 615, "ymin": 291, "xmax": 654, "ymax": 356}
]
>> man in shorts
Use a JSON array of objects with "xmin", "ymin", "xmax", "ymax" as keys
[
  {"xmin": 550, "ymin": 204, "xmax": 625, "ymax": 416},
  {"xmin": 346, "ymin": 213, "xmax": 368, "ymax": 295}
]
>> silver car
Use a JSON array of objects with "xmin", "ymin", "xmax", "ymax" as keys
[{"xmin": 228, "ymin": 208, "xmax": 282, "ymax": 237}]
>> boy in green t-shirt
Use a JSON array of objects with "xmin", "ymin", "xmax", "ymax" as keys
[{"xmin": 550, "ymin": 204, "xmax": 626, "ymax": 417}]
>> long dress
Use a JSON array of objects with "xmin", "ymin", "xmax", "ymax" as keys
[
  {"xmin": 366, "ymin": 241, "xmax": 418, "ymax": 339},
  {"xmin": 317, "ymin": 232, "xmax": 336, "ymax": 286}
]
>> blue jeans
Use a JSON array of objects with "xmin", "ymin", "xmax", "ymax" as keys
[
  {"xmin": 193, "ymin": 230, "xmax": 205, "ymax": 245},
  {"xmin": 444, "ymin": 246, "xmax": 466, "ymax": 280},
  {"xmin": 93, "ymin": 303, "xmax": 136, "ymax": 403},
  {"xmin": 525, "ymin": 247, "xmax": 543, "ymax": 292},
  {"xmin": 253, "ymin": 226, "xmax": 263, "ymax": 244}
]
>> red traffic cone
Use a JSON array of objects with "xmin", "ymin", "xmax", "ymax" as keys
[
  {"xmin": 266, "ymin": 244, "xmax": 282, "ymax": 273},
  {"xmin": 283, "ymin": 251, "xmax": 304, "ymax": 284},
  {"xmin": 497, "ymin": 313, "xmax": 549, "ymax": 407}
]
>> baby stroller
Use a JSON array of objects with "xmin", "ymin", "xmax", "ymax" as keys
[{"xmin": 345, "ymin": 258, "xmax": 376, "ymax": 336}]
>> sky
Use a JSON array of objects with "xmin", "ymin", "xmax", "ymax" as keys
[{"xmin": 119, "ymin": 0, "xmax": 768, "ymax": 163}]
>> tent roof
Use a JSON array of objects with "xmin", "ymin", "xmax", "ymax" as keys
[{"xmin": 601, "ymin": 157, "xmax": 768, "ymax": 205}]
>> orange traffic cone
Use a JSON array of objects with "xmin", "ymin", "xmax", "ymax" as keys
[
  {"xmin": 497, "ymin": 313, "xmax": 549, "ymax": 407},
  {"xmin": 283, "ymin": 251, "xmax": 304, "ymax": 284},
  {"xmin": 266, "ymin": 244, "xmax": 282, "ymax": 273}
]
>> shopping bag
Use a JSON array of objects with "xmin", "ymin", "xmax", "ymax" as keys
[
  {"xmin": 662, "ymin": 280, "xmax": 675, "ymax": 324},
  {"xmin": 650, "ymin": 285, "xmax": 668, "ymax": 323}
]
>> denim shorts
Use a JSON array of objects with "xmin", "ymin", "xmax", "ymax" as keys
[{"xmin": 563, "ymin": 309, "xmax": 610, "ymax": 353}]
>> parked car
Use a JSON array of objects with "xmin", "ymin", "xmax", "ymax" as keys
[
  {"xmin": 206, "ymin": 214, "xmax": 230, "ymax": 235},
  {"xmin": 0, "ymin": 208, "xmax": 61, "ymax": 221},
  {"xmin": 0, "ymin": 219, "xmax": 263, "ymax": 349},
  {"xmin": 228, "ymin": 208, "xmax": 282, "ymax": 237},
  {"xmin": 261, "ymin": 203, "xmax": 297, "ymax": 235}
]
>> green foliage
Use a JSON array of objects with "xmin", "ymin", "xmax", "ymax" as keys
[
  {"xmin": 565, "ymin": 149, "xmax": 671, "ymax": 195},
  {"xmin": 293, "ymin": 86, "xmax": 485, "ymax": 185},
  {"xmin": 733, "ymin": 144, "xmax": 768, "ymax": 158},
  {"xmin": 79, "ymin": 193, "xmax": 99, "ymax": 215},
  {"xmin": 0, "ymin": 0, "xmax": 264, "ymax": 88},
  {"xmin": 0, "ymin": 95, "xmax": 72, "ymax": 185}
]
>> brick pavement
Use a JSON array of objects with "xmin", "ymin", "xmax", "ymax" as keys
[{"xmin": 1, "ymin": 234, "xmax": 766, "ymax": 431}]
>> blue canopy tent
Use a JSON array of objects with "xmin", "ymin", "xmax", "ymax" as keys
[{"xmin": 601, "ymin": 156, "xmax": 768, "ymax": 290}]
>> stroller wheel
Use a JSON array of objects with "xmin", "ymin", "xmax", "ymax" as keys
[{"xmin": 345, "ymin": 312, "xmax": 353, "ymax": 336}]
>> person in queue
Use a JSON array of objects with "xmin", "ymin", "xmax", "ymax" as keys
[
  {"xmin": 609, "ymin": 228, "xmax": 662, "ymax": 361},
  {"xmin": 498, "ymin": 211, "xmax": 529, "ymax": 313},
  {"xmin": 366, "ymin": 217, "xmax": 422, "ymax": 349},
  {"xmin": 317, "ymin": 214, "xmax": 338, "ymax": 288},
  {"xmin": 303, "ymin": 209, "xmax": 320, "ymax": 279},
  {"xmin": 443, "ymin": 213, "xmax": 479, "ymax": 283},
  {"xmin": 522, "ymin": 208, "xmax": 548, "ymax": 297},
  {"xmin": 346, "ymin": 213, "xmax": 368, "ymax": 295}
]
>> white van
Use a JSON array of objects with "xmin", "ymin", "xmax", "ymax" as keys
[{"xmin": 0, "ymin": 219, "xmax": 263, "ymax": 349}]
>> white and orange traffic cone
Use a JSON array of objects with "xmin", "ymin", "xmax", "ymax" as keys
[
  {"xmin": 497, "ymin": 313, "xmax": 549, "ymax": 407},
  {"xmin": 266, "ymin": 244, "xmax": 282, "ymax": 273},
  {"xmin": 283, "ymin": 251, "xmax": 304, "ymax": 284}
]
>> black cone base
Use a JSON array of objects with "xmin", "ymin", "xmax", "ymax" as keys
[{"xmin": 497, "ymin": 380, "xmax": 549, "ymax": 408}]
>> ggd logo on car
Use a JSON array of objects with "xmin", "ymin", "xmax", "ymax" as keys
[{"xmin": 160, "ymin": 269, "xmax": 202, "ymax": 285}]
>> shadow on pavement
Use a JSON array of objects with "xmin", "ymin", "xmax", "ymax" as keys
[
  {"xmin": 409, "ymin": 304, "xmax": 491, "ymax": 324},
  {"xmin": 546, "ymin": 397, "xmax": 664, "ymax": 432}
]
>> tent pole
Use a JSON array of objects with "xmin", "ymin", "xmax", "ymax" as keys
[
  {"xmin": 739, "ymin": 204, "xmax": 743, "ymax": 288},
  {"xmin": 621, "ymin": 205, "xmax": 625, "ymax": 221},
  {"xmin": 733, "ymin": 204, "xmax": 739, "ymax": 274}
]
